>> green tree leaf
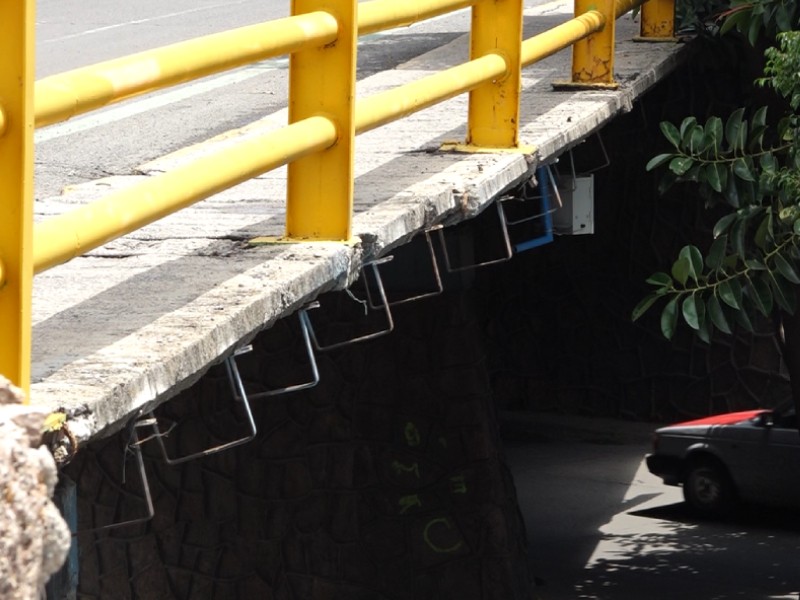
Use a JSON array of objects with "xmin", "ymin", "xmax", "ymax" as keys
[
  {"xmin": 671, "ymin": 255, "xmax": 692, "ymax": 286},
  {"xmin": 773, "ymin": 270, "xmax": 798, "ymax": 313},
  {"xmin": 719, "ymin": 278, "xmax": 743, "ymax": 309},
  {"xmin": 760, "ymin": 151, "xmax": 778, "ymax": 175},
  {"xmin": 681, "ymin": 245, "xmax": 704, "ymax": 282},
  {"xmin": 646, "ymin": 272, "xmax": 673, "ymax": 287},
  {"xmin": 731, "ymin": 217, "xmax": 746, "ymax": 260},
  {"xmin": 752, "ymin": 105, "xmax": 768, "ymax": 130},
  {"xmin": 749, "ymin": 276, "xmax": 774, "ymax": 315},
  {"xmin": 713, "ymin": 213, "xmax": 738, "ymax": 238},
  {"xmin": 680, "ymin": 117, "xmax": 698, "ymax": 146},
  {"xmin": 725, "ymin": 108, "xmax": 746, "ymax": 151},
  {"xmin": 705, "ymin": 235, "xmax": 728, "ymax": 271},
  {"xmin": 705, "ymin": 163, "xmax": 724, "ymax": 192},
  {"xmin": 660, "ymin": 121, "xmax": 681, "ymax": 148},
  {"xmin": 705, "ymin": 116, "xmax": 724, "ymax": 155},
  {"xmin": 754, "ymin": 213, "xmax": 772, "ymax": 250},
  {"xmin": 682, "ymin": 294, "xmax": 704, "ymax": 330},
  {"xmin": 632, "ymin": 293, "xmax": 660, "ymax": 321},
  {"xmin": 661, "ymin": 296, "xmax": 680, "ymax": 340},
  {"xmin": 769, "ymin": 270, "xmax": 794, "ymax": 312},
  {"xmin": 669, "ymin": 157, "xmax": 694, "ymax": 176},
  {"xmin": 725, "ymin": 167, "xmax": 741, "ymax": 208},
  {"xmin": 734, "ymin": 305, "xmax": 755, "ymax": 332},
  {"xmin": 689, "ymin": 125, "xmax": 705, "ymax": 154},
  {"xmin": 733, "ymin": 157, "xmax": 756, "ymax": 181},
  {"xmin": 776, "ymin": 3, "xmax": 793, "ymax": 31},
  {"xmin": 747, "ymin": 15, "xmax": 761, "ymax": 46},
  {"xmin": 646, "ymin": 154, "xmax": 675, "ymax": 171},
  {"xmin": 697, "ymin": 317, "xmax": 711, "ymax": 343},
  {"xmin": 720, "ymin": 8, "xmax": 749, "ymax": 36},
  {"xmin": 775, "ymin": 253, "xmax": 800, "ymax": 284},
  {"xmin": 708, "ymin": 294, "xmax": 733, "ymax": 334}
]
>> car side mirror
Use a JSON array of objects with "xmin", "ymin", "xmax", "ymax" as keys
[{"xmin": 755, "ymin": 413, "xmax": 774, "ymax": 427}]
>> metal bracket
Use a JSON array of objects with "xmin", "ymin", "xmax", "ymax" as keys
[
  {"xmin": 300, "ymin": 259, "xmax": 395, "ymax": 351},
  {"xmin": 364, "ymin": 231, "xmax": 443, "ymax": 309},
  {"xmin": 436, "ymin": 165, "xmax": 564, "ymax": 267},
  {"xmin": 502, "ymin": 165, "xmax": 563, "ymax": 226},
  {"xmin": 559, "ymin": 131, "xmax": 610, "ymax": 190},
  {"xmin": 435, "ymin": 201, "xmax": 513, "ymax": 272},
  {"xmin": 512, "ymin": 166, "xmax": 559, "ymax": 253},
  {"xmin": 149, "ymin": 346, "xmax": 257, "ymax": 465},
  {"xmin": 75, "ymin": 419, "xmax": 154, "ymax": 533},
  {"xmin": 245, "ymin": 311, "xmax": 320, "ymax": 399}
]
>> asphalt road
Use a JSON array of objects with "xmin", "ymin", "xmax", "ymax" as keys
[
  {"xmin": 503, "ymin": 416, "xmax": 800, "ymax": 600},
  {"xmin": 33, "ymin": 0, "xmax": 544, "ymax": 201}
]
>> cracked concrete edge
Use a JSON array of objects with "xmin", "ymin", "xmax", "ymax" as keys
[
  {"xmin": 34, "ymin": 152, "xmax": 536, "ymax": 445},
  {"xmin": 32, "ymin": 241, "xmax": 362, "ymax": 443}
]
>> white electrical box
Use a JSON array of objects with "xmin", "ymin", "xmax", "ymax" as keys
[{"xmin": 554, "ymin": 175, "xmax": 594, "ymax": 235}]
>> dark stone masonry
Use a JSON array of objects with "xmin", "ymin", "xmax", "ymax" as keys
[{"xmin": 66, "ymin": 291, "xmax": 533, "ymax": 599}]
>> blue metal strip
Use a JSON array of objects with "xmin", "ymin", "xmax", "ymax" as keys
[{"xmin": 514, "ymin": 166, "xmax": 554, "ymax": 253}]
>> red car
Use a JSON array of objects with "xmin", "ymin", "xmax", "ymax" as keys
[{"xmin": 646, "ymin": 408, "xmax": 800, "ymax": 515}]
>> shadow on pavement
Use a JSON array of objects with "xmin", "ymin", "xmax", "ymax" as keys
[{"xmin": 569, "ymin": 500, "xmax": 800, "ymax": 600}]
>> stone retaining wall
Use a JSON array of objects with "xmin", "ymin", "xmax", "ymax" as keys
[{"xmin": 0, "ymin": 377, "xmax": 70, "ymax": 599}]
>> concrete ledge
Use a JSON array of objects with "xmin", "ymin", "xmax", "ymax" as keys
[{"xmin": 30, "ymin": 2, "xmax": 691, "ymax": 444}]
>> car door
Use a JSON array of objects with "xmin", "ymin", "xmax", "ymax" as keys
[
  {"xmin": 759, "ymin": 413, "xmax": 800, "ymax": 506},
  {"xmin": 711, "ymin": 413, "xmax": 800, "ymax": 507}
]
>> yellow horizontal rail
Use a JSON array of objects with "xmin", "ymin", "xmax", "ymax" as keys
[
  {"xmin": 615, "ymin": 0, "xmax": 643, "ymax": 18},
  {"xmin": 33, "ymin": 116, "xmax": 338, "ymax": 272},
  {"xmin": 521, "ymin": 10, "xmax": 605, "ymax": 67},
  {"xmin": 359, "ymin": 0, "xmax": 478, "ymax": 35},
  {"xmin": 356, "ymin": 53, "xmax": 507, "ymax": 134},
  {"xmin": 34, "ymin": 12, "xmax": 339, "ymax": 128}
]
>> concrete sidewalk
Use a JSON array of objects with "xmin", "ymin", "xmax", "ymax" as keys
[{"xmin": 30, "ymin": 1, "xmax": 690, "ymax": 443}]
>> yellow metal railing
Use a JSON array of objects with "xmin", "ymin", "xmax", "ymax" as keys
[{"xmin": 0, "ymin": 0, "xmax": 675, "ymax": 396}]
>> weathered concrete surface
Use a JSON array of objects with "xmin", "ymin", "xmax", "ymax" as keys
[
  {"xmin": 29, "ymin": 1, "xmax": 690, "ymax": 442},
  {"xmin": 0, "ymin": 376, "xmax": 71, "ymax": 599}
]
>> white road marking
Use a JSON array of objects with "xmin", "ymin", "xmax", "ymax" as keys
[
  {"xmin": 41, "ymin": 1, "xmax": 259, "ymax": 44},
  {"xmin": 35, "ymin": 61, "xmax": 283, "ymax": 143}
]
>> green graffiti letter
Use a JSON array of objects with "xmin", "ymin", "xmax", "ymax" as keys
[
  {"xmin": 423, "ymin": 517, "xmax": 464, "ymax": 554},
  {"xmin": 398, "ymin": 494, "xmax": 422, "ymax": 515},
  {"xmin": 404, "ymin": 422, "xmax": 421, "ymax": 447},
  {"xmin": 391, "ymin": 460, "xmax": 420, "ymax": 479},
  {"xmin": 449, "ymin": 475, "xmax": 467, "ymax": 494}
]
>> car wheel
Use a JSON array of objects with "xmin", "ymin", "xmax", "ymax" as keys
[{"xmin": 683, "ymin": 460, "xmax": 735, "ymax": 516}]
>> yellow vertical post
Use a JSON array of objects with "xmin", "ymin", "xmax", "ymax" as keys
[
  {"xmin": 0, "ymin": 0, "xmax": 35, "ymax": 396},
  {"xmin": 286, "ymin": 0, "xmax": 357, "ymax": 241},
  {"xmin": 569, "ymin": 0, "xmax": 617, "ymax": 87},
  {"xmin": 467, "ymin": 0, "xmax": 523, "ymax": 148},
  {"xmin": 639, "ymin": 0, "xmax": 676, "ymax": 40}
]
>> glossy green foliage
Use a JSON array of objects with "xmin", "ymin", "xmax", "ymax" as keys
[
  {"xmin": 719, "ymin": 0, "xmax": 798, "ymax": 45},
  {"xmin": 634, "ymin": 32, "xmax": 800, "ymax": 343}
]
